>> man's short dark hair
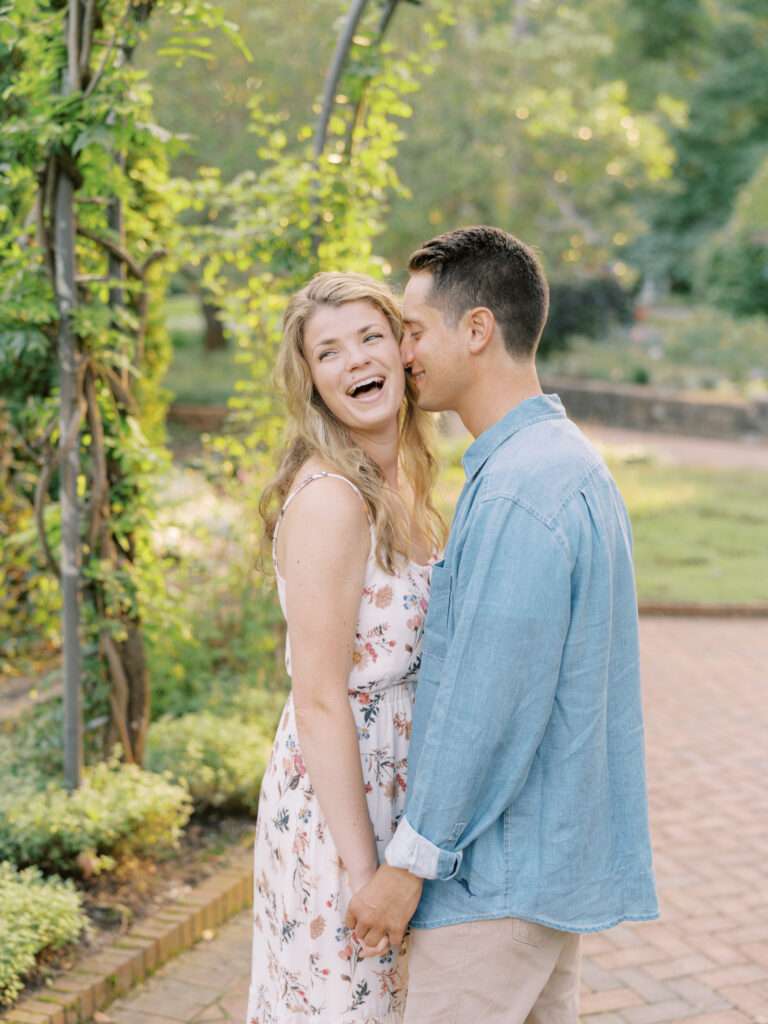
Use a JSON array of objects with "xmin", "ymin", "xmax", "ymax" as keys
[{"xmin": 408, "ymin": 226, "xmax": 549, "ymax": 358}]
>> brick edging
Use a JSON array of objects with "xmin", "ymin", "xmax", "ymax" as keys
[
  {"xmin": 638, "ymin": 602, "xmax": 768, "ymax": 618},
  {"xmin": 0, "ymin": 847, "xmax": 254, "ymax": 1024}
]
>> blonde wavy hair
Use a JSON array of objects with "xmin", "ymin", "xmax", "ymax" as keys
[{"xmin": 259, "ymin": 272, "xmax": 446, "ymax": 573}]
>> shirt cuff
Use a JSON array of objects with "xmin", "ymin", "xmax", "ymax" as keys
[{"xmin": 384, "ymin": 815, "xmax": 463, "ymax": 881}]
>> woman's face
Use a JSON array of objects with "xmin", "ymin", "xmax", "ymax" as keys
[{"xmin": 303, "ymin": 300, "xmax": 406, "ymax": 438}]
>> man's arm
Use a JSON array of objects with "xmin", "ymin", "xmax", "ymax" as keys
[
  {"xmin": 347, "ymin": 495, "xmax": 573, "ymax": 948},
  {"xmin": 387, "ymin": 494, "xmax": 572, "ymax": 877}
]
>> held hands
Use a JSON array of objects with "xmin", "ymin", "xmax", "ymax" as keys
[{"xmin": 345, "ymin": 864, "xmax": 424, "ymax": 959}]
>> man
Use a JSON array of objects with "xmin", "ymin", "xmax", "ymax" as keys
[{"xmin": 346, "ymin": 226, "xmax": 659, "ymax": 1023}]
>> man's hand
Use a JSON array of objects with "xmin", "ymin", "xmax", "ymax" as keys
[{"xmin": 345, "ymin": 864, "xmax": 423, "ymax": 956}]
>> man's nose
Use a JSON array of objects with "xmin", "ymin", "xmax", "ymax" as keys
[{"xmin": 400, "ymin": 335, "xmax": 414, "ymax": 367}]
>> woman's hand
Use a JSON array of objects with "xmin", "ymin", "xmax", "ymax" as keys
[
  {"xmin": 346, "ymin": 864, "xmax": 423, "ymax": 954},
  {"xmin": 348, "ymin": 864, "xmax": 390, "ymax": 958}
]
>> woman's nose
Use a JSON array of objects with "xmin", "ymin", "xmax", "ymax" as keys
[{"xmin": 347, "ymin": 344, "xmax": 371, "ymax": 370}]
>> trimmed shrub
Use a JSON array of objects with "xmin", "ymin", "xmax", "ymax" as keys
[
  {"xmin": 146, "ymin": 711, "xmax": 276, "ymax": 815},
  {"xmin": 697, "ymin": 233, "xmax": 768, "ymax": 317},
  {"xmin": 0, "ymin": 760, "xmax": 192, "ymax": 876},
  {"xmin": 697, "ymin": 156, "xmax": 768, "ymax": 317},
  {"xmin": 540, "ymin": 276, "xmax": 634, "ymax": 356},
  {"xmin": 0, "ymin": 862, "xmax": 86, "ymax": 1007}
]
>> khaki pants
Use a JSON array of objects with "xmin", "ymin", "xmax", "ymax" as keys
[{"xmin": 402, "ymin": 918, "xmax": 581, "ymax": 1024}]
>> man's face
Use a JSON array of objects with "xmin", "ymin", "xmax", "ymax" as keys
[{"xmin": 401, "ymin": 272, "xmax": 467, "ymax": 413}]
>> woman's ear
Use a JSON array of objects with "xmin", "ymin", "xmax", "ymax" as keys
[{"xmin": 466, "ymin": 307, "xmax": 496, "ymax": 355}]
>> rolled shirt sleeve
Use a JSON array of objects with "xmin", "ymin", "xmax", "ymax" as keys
[{"xmin": 385, "ymin": 494, "xmax": 573, "ymax": 880}]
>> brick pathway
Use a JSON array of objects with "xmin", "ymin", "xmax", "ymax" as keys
[{"xmin": 99, "ymin": 617, "xmax": 768, "ymax": 1024}]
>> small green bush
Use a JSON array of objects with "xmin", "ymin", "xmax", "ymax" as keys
[
  {"xmin": 540, "ymin": 276, "xmax": 633, "ymax": 356},
  {"xmin": 0, "ymin": 862, "xmax": 86, "ymax": 1007},
  {"xmin": 0, "ymin": 760, "xmax": 192, "ymax": 876},
  {"xmin": 146, "ymin": 710, "xmax": 277, "ymax": 814}
]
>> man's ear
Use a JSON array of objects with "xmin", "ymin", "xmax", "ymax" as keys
[{"xmin": 466, "ymin": 307, "xmax": 496, "ymax": 355}]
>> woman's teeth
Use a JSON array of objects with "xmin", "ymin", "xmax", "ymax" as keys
[{"xmin": 348, "ymin": 376, "xmax": 385, "ymax": 399}]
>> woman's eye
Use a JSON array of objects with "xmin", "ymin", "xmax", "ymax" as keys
[
  {"xmin": 318, "ymin": 350, "xmax": 335, "ymax": 361},
  {"xmin": 363, "ymin": 333, "xmax": 383, "ymax": 343}
]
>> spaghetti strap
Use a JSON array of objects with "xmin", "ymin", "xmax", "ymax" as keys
[{"xmin": 272, "ymin": 472, "xmax": 373, "ymax": 576}]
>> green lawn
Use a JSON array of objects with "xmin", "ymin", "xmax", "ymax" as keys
[
  {"xmin": 434, "ymin": 439, "xmax": 768, "ymax": 605},
  {"xmin": 163, "ymin": 295, "xmax": 240, "ymax": 406},
  {"xmin": 610, "ymin": 458, "xmax": 768, "ymax": 604}
]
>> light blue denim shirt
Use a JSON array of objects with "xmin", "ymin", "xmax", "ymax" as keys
[{"xmin": 385, "ymin": 394, "xmax": 659, "ymax": 933}]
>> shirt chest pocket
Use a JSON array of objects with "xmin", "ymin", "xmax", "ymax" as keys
[{"xmin": 419, "ymin": 561, "xmax": 452, "ymax": 684}]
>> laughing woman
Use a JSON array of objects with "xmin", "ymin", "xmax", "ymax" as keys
[{"xmin": 247, "ymin": 273, "xmax": 445, "ymax": 1024}]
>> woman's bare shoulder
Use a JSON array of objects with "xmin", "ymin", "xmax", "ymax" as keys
[
  {"xmin": 289, "ymin": 456, "xmax": 340, "ymax": 491},
  {"xmin": 282, "ymin": 460, "xmax": 369, "ymax": 542}
]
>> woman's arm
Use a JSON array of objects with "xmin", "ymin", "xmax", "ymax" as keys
[{"xmin": 280, "ymin": 476, "xmax": 378, "ymax": 892}]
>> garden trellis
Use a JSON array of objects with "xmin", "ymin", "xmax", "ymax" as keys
[{"xmin": 0, "ymin": 0, "xmax": 244, "ymax": 784}]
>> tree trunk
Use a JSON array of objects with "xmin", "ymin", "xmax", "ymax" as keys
[
  {"xmin": 123, "ymin": 623, "xmax": 150, "ymax": 763},
  {"xmin": 202, "ymin": 299, "xmax": 227, "ymax": 350},
  {"xmin": 103, "ymin": 622, "xmax": 150, "ymax": 763}
]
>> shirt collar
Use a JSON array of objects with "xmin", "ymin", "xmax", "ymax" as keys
[{"xmin": 462, "ymin": 393, "xmax": 566, "ymax": 480}]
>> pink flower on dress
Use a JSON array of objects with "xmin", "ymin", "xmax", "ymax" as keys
[
  {"xmin": 358, "ymin": 692, "xmax": 371, "ymax": 705},
  {"xmin": 375, "ymin": 585, "xmax": 393, "ymax": 608},
  {"xmin": 364, "ymin": 642, "xmax": 378, "ymax": 662}
]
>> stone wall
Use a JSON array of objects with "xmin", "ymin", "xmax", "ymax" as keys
[{"xmin": 542, "ymin": 376, "xmax": 768, "ymax": 439}]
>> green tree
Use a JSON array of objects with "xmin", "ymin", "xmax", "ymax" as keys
[
  {"xmin": 636, "ymin": 0, "xmax": 768, "ymax": 290},
  {"xmin": 380, "ymin": 0, "xmax": 675, "ymax": 277}
]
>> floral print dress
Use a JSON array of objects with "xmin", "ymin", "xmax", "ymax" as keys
[{"xmin": 247, "ymin": 473, "xmax": 432, "ymax": 1024}]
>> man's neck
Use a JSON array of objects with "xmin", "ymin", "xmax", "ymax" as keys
[{"xmin": 457, "ymin": 362, "xmax": 543, "ymax": 439}]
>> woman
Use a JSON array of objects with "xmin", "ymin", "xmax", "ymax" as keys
[{"xmin": 247, "ymin": 272, "xmax": 445, "ymax": 1024}]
